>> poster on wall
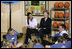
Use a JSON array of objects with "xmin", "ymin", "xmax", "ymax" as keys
[{"xmin": 25, "ymin": 1, "xmax": 46, "ymax": 16}]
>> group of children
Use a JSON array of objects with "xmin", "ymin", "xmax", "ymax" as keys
[
  {"xmin": 1, "ymin": 10, "xmax": 71, "ymax": 48},
  {"xmin": 1, "ymin": 25, "xmax": 71, "ymax": 48},
  {"xmin": 45, "ymin": 34, "xmax": 71, "ymax": 48}
]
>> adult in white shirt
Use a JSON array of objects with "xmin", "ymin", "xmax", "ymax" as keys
[
  {"xmin": 25, "ymin": 12, "xmax": 38, "ymax": 45},
  {"xmin": 59, "ymin": 24, "xmax": 68, "ymax": 36},
  {"xmin": 54, "ymin": 24, "xmax": 68, "ymax": 44},
  {"xmin": 53, "ymin": 24, "xmax": 68, "ymax": 42}
]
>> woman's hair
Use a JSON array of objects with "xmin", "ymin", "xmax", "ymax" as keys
[
  {"xmin": 43, "ymin": 10, "xmax": 49, "ymax": 15},
  {"xmin": 7, "ymin": 28, "xmax": 14, "ymax": 34},
  {"xmin": 27, "ymin": 12, "xmax": 32, "ymax": 25}
]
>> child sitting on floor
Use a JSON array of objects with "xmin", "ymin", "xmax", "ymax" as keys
[
  {"xmin": 45, "ymin": 36, "xmax": 66, "ymax": 48},
  {"xmin": 6, "ymin": 28, "xmax": 23, "ymax": 48}
]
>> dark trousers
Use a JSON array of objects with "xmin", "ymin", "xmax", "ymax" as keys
[
  {"xmin": 24, "ymin": 28, "xmax": 38, "ymax": 44},
  {"xmin": 39, "ymin": 29, "xmax": 51, "ymax": 45},
  {"xmin": 39, "ymin": 29, "xmax": 51, "ymax": 37}
]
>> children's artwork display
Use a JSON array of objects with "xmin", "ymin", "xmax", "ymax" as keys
[{"xmin": 25, "ymin": 1, "xmax": 46, "ymax": 16}]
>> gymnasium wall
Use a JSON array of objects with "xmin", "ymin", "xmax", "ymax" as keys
[
  {"xmin": 1, "ymin": 3, "xmax": 9, "ymax": 32},
  {"xmin": 1, "ymin": 1, "xmax": 71, "ymax": 36}
]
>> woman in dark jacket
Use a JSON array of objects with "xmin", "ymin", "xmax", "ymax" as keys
[{"xmin": 39, "ymin": 10, "xmax": 52, "ymax": 45}]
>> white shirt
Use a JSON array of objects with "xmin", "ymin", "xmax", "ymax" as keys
[
  {"xmin": 26, "ymin": 18, "xmax": 37, "ymax": 28},
  {"xmin": 59, "ymin": 30, "xmax": 68, "ymax": 36}
]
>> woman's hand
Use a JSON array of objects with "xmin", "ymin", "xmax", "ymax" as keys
[
  {"xmin": 30, "ymin": 26, "xmax": 37, "ymax": 29},
  {"xmin": 27, "ymin": 26, "xmax": 31, "ymax": 28}
]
